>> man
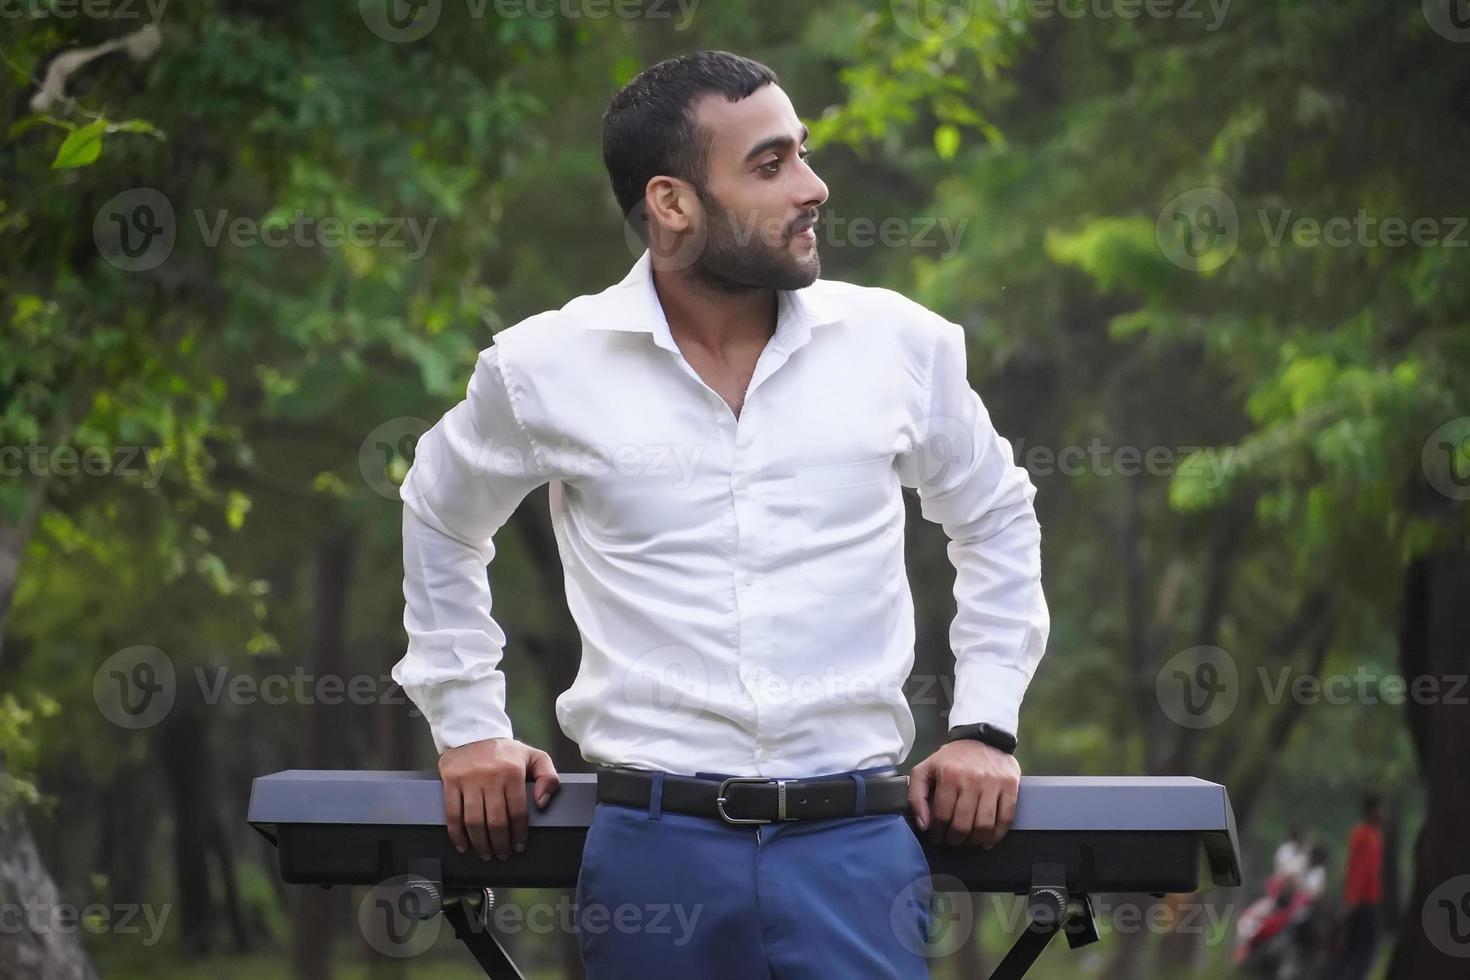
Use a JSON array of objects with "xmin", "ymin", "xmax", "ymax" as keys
[
  {"xmin": 1334, "ymin": 794, "xmax": 1384, "ymax": 980},
  {"xmin": 393, "ymin": 50, "xmax": 1049, "ymax": 977},
  {"xmin": 1273, "ymin": 824, "xmax": 1308, "ymax": 887}
]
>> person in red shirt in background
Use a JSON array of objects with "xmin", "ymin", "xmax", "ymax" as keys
[{"xmin": 1333, "ymin": 793, "xmax": 1385, "ymax": 980}]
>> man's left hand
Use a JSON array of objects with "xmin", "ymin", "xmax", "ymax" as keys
[{"xmin": 907, "ymin": 740, "xmax": 1021, "ymax": 848}]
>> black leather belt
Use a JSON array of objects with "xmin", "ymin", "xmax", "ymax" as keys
[{"xmin": 594, "ymin": 765, "xmax": 911, "ymax": 824}]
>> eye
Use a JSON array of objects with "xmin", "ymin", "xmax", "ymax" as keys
[{"xmin": 760, "ymin": 148, "xmax": 813, "ymax": 176}]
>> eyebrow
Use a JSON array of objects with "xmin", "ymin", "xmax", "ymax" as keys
[{"xmin": 743, "ymin": 124, "xmax": 810, "ymax": 164}]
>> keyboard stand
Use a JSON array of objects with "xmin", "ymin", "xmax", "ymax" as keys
[
  {"xmin": 442, "ymin": 890, "xmax": 525, "ymax": 980},
  {"xmin": 403, "ymin": 859, "xmax": 526, "ymax": 980},
  {"xmin": 414, "ymin": 859, "xmax": 1099, "ymax": 980},
  {"xmin": 988, "ymin": 863, "xmax": 1100, "ymax": 980}
]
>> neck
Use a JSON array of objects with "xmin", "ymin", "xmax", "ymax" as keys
[{"xmin": 651, "ymin": 266, "xmax": 778, "ymax": 354}]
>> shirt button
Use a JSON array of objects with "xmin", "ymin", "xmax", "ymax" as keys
[{"xmin": 733, "ymin": 473, "xmax": 748, "ymax": 490}]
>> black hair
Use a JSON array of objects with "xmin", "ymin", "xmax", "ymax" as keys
[{"xmin": 601, "ymin": 50, "xmax": 779, "ymax": 240}]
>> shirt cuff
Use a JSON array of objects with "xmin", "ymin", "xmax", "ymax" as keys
[
  {"xmin": 948, "ymin": 661, "xmax": 1032, "ymax": 744},
  {"xmin": 410, "ymin": 674, "xmax": 514, "ymax": 755}
]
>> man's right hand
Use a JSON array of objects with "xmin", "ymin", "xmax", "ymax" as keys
[{"xmin": 438, "ymin": 737, "xmax": 561, "ymax": 861}]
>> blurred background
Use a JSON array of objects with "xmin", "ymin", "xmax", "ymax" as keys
[{"xmin": 2, "ymin": 1, "xmax": 1468, "ymax": 978}]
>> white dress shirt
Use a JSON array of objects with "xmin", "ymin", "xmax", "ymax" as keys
[{"xmin": 393, "ymin": 249, "xmax": 1049, "ymax": 778}]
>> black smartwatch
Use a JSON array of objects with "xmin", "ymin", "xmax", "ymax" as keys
[{"xmin": 944, "ymin": 722, "xmax": 1018, "ymax": 755}]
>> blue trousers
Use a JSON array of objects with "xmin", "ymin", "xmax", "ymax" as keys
[{"xmin": 574, "ymin": 766, "xmax": 934, "ymax": 979}]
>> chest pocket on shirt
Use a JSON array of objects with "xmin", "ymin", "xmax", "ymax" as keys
[{"xmin": 795, "ymin": 454, "xmax": 902, "ymax": 595}]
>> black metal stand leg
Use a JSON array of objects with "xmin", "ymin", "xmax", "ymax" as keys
[
  {"xmin": 986, "ymin": 863, "xmax": 1098, "ymax": 980},
  {"xmin": 443, "ymin": 890, "xmax": 527, "ymax": 980},
  {"xmin": 988, "ymin": 917, "xmax": 1062, "ymax": 980}
]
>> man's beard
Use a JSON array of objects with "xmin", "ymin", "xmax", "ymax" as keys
[{"xmin": 686, "ymin": 185, "xmax": 820, "ymax": 294}]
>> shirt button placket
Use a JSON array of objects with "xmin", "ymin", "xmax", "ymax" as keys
[{"xmin": 730, "ymin": 402, "xmax": 766, "ymax": 769}]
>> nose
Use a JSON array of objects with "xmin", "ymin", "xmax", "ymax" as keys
[{"xmin": 797, "ymin": 158, "xmax": 828, "ymax": 212}]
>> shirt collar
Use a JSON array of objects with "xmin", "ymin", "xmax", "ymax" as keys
[{"xmin": 580, "ymin": 248, "xmax": 844, "ymax": 355}]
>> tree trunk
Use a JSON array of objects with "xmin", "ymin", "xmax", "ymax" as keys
[
  {"xmin": 0, "ymin": 779, "xmax": 100, "ymax": 980},
  {"xmin": 0, "ymin": 488, "xmax": 99, "ymax": 980},
  {"xmin": 157, "ymin": 700, "xmax": 218, "ymax": 957},
  {"xmin": 291, "ymin": 529, "xmax": 356, "ymax": 980},
  {"xmin": 1385, "ymin": 551, "xmax": 1470, "ymax": 979}
]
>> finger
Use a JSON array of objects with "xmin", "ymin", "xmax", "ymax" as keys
[
  {"xmin": 947, "ymin": 785, "xmax": 981, "ymax": 847},
  {"xmin": 463, "ymin": 783, "xmax": 492, "ymax": 860},
  {"xmin": 528, "ymin": 750, "xmax": 561, "ymax": 808},
  {"xmin": 485, "ymin": 782, "xmax": 511, "ymax": 861},
  {"xmin": 906, "ymin": 766, "xmax": 934, "ymax": 832},
  {"xmin": 929, "ymin": 778, "xmax": 959, "ymax": 843},
  {"xmin": 976, "ymin": 787, "xmax": 999, "ymax": 846},
  {"xmin": 993, "ymin": 779, "xmax": 1019, "ymax": 845},
  {"xmin": 967, "ymin": 785, "xmax": 1000, "ymax": 848},
  {"xmin": 443, "ymin": 781, "xmax": 468, "ymax": 854},
  {"xmin": 506, "ymin": 769, "xmax": 530, "ymax": 855}
]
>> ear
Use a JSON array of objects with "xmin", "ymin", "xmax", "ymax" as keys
[{"xmin": 644, "ymin": 175, "xmax": 696, "ymax": 235}]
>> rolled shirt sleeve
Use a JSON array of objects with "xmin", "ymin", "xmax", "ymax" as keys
[
  {"xmin": 392, "ymin": 343, "xmax": 549, "ymax": 754},
  {"xmin": 896, "ymin": 316, "xmax": 1050, "ymax": 743}
]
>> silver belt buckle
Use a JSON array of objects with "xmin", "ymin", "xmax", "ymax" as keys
[{"xmin": 715, "ymin": 776, "xmax": 795, "ymax": 824}]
